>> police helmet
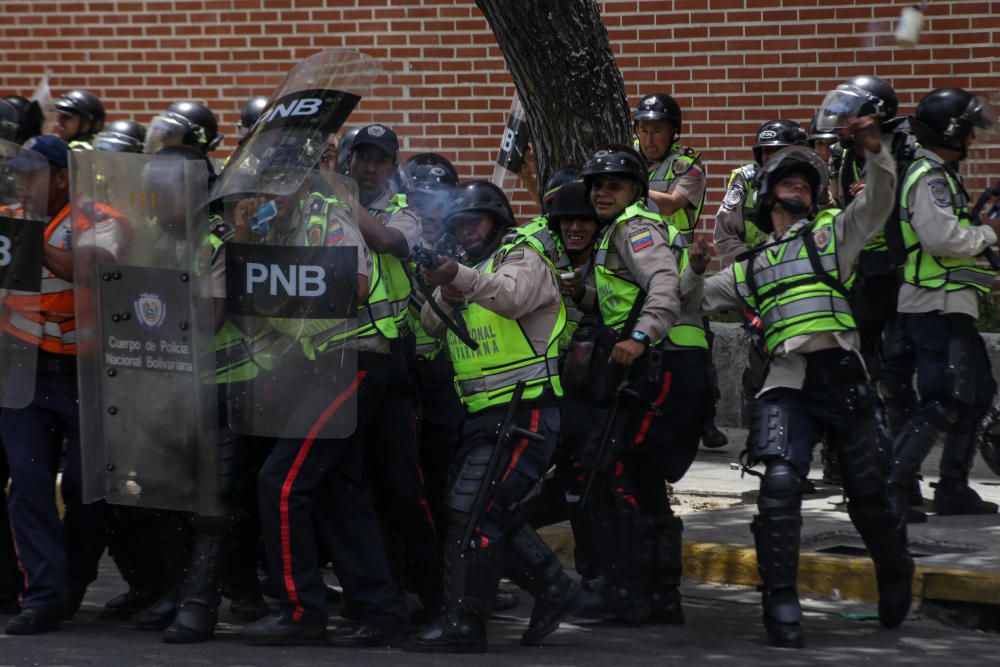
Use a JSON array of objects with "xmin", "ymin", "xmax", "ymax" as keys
[
  {"xmin": 754, "ymin": 146, "xmax": 829, "ymax": 231},
  {"xmin": 238, "ymin": 96, "xmax": 269, "ymax": 135},
  {"xmin": 580, "ymin": 144, "xmax": 649, "ymax": 199},
  {"xmin": 145, "ymin": 101, "xmax": 222, "ymax": 155},
  {"xmin": 807, "ymin": 112, "xmax": 839, "ymax": 146},
  {"xmin": 547, "ymin": 179, "xmax": 597, "ymax": 223},
  {"xmin": 2, "ymin": 95, "xmax": 44, "ymax": 144},
  {"xmin": 632, "ymin": 93, "xmax": 683, "ymax": 137},
  {"xmin": 841, "ymin": 75, "xmax": 898, "ymax": 125},
  {"xmin": 444, "ymin": 180, "xmax": 516, "ymax": 232},
  {"xmin": 911, "ymin": 88, "xmax": 998, "ymax": 153},
  {"xmin": 93, "ymin": 120, "xmax": 147, "ymax": 153},
  {"xmin": 0, "ymin": 100, "xmax": 17, "ymax": 143},
  {"xmin": 54, "ymin": 90, "xmax": 106, "ymax": 134},
  {"xmin": 541, "ymin": 165, "xmax": 582, "ymax": 213},
  {"xmin": 753, "ymin": 120, "xmax": 808, "ymax": 165},
  {"xmin": 405, "ymin": 152, "xmax": 458, "ymax": 193}
]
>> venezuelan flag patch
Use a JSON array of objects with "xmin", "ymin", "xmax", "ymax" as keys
[
  {"xmin": 629, "ymin": 228, "xmax": 654, "ymax": 252},
  {"xmin": 325, "ymin": 222, "xmax": 344, "ymax": 245}
]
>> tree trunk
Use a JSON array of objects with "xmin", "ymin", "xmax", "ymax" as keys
[{"xmin": 476, "ymin": 0, "xmax": 632, "ymax": 192}]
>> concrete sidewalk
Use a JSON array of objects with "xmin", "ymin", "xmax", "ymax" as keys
[{"xmin": 540, "ymin": 427, "xmax": 1000, "ymax": 623}]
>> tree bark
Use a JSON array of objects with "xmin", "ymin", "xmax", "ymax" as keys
[{"xmin": 476, "ymin": 0, "xmax": 632, "ymax": 192}]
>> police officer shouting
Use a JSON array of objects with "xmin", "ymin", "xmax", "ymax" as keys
[
  {"xmin": 888, "ymin": 88, "xmax": 1000, "ymax": 516},
  {"xmin": 408, "ymin": 181, "xmax": 582, "ymax": 652},
  {"xmin": 688, "ymin": 118, "xmax": 913, "ymax": 648}
]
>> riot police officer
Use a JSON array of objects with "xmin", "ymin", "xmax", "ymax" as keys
[
  {"xmin": 575, "ymin": 145, "xmax": 707, "ymax": 624},
  {"xmin": 888, "ymin": 88, "xmax": 1000, "ymax": 516},
  {"xmin": 53, "ymin": 90, "xmax": 105, "ymax": 150},
  {"xmin": 408, "ymin": 181, "xmax": 582, "ymax": 652},
  {"xmin": 144, "ymin": 101, "xmax": 222, "ymax": 156},
  {"xmin": 689, "ymin": 121, "xmax": 912, "ymax": 648},
  {"xmin": 714, "ymin": 120, "xmax": 809, "ymax": 265}
]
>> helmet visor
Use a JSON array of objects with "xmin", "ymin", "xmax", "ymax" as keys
[
  {"xmin": 963, "ymin": 96, "xmax": 999, "ymax": 133},
  {"xmin": 814, "ymin": 87, "xmax": 875, "ymax": 132},
  {"xmin": 143, "ymin": 115, "xmax": 192, "ymax": 155}
]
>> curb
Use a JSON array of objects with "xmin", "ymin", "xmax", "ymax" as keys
[{"xmin": 538, "ymin": 525, "xmax": 1000, "ymax": 606}]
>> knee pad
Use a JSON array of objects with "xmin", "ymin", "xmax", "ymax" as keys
[
  {"xmin": 746, "ymin": 402, "xmax": 791, "ymax": 467},
  {"xmin": 759, "ymin": 460, "xmax": 802, "ymax": 512}
]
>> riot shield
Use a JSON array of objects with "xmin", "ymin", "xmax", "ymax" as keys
[
  {"xmin": 212, "ymin": 49, "xmax": 376, "ymax": 440},
  {"xmin": 73, "ymin": 150, "xmax": 219, "ymax": 513},
  {"xmin": 490, "ymin": 94, "xmax": 533, "ymax": 201},
  {"xmin": 0, "ymin": 139, "xmax": 45, "ymax": 408},
  {"xmin": 219, "ymin": 170, "xmax": 360, "ymax": 439}
]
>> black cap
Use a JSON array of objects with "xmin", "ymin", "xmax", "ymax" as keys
[{"xmin": 352, "ymin": 124, "xmax": 399, "ymax": 158}]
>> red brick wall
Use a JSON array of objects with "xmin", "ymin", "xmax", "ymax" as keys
[{"xmin": 3, "ymin": 0, "xmax": 999, "ymax": 233}]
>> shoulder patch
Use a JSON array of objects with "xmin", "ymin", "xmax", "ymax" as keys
[
  {"xmin": 325, "ymin": 221, "xmax": 344, "ymax": 245},
  {"xmin": 812, "ymin": 228, "xmax": 831, "ymax": 252},
  {"xmin": 500, "ymin": 247, "xmax": 525, "ymax": 264},
  {"xmin": 672, "ymin": 159, "xmax": 688, "ymax": 175},
  {"xmin": 928, "ymin": 178, "xmax": 951, "ymax": 208},
  {"xmin": 306, "ymin": 224, "xmax": 324, "ymax": 247},
  {"xmin": 722, "ymin": 184, "xmax": 746, "ymax": 211},
  {"xmin": 628, "ymin": 228, "xmax": 655, "ymax": 253}
]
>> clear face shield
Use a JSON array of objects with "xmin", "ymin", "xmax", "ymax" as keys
[
  {"xmin": 814, "ymin": 85, "xmax": 881, "ymax": 133},
  {"xmin": 143, "ymin": 114, "xmax": 193, "ymax": 155},
  {"xmin": 960, "ymin": 92, "xmax": 1000, "ymax": 207}
]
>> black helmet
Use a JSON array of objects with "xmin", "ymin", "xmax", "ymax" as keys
[
  {"xmin": 145, "ymin": 101, "xmax": 222, "ymax": 154},
  {"xmin": 841, "ymin": 76, "xmax": 898, "ymax": 125},
  {"xmin": 444, "ymin": 180, "xmax": 516, "ymax": 231},
  {"xmin": 54, "ymin": 90, "xmax": 106, "ymax": 134},
  {"xmin": 2, "ymin": 95, "xmax": 44, "ymax": 144},
  {"xmin": 0, "ymin": 100, "xmax": 18, "ymax": 143},
  {"xmin": 336, "ymin": 126, "xmax": 362, "ymax": 174},
  {"xmin": 238, "ymin": 96, "xmax": 269, "ymax": 135},
  {"xmin": 541, "ymin": 165, "xmax": 582, "ymax": 212},
  {"xmin": 753, "ymin": 120, "xmax": 808, "ymax": 165},
  {"xmin": 548, "ymin": 179, "xmax": 597, "ymax": 222},
  {"xmin": 912, "ymin": 88, "xmax": 998, "ymax": 153},
  {"xmin": 754, "ymin": 146, "xmax": 829, "ymax": 231},
  {"xmin": 807, "ymin": 112, "xmax": 838, "ymax": 146},
  {"xmin": 580, "ymin": 144, "xmax": 649, "ymax": 198},
  {"xmin": 93, "ymin": 120, "xmax": 147, "ymax": 153},
  {"xmin": 405, "ymin": 152, "xmax": 458, "ymax": 193},
  {"xmin": 632, "ymin": 93, "xmax": 683, "ymax": 136}
]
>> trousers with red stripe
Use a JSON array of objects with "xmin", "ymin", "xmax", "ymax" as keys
[
  {"xmin": 588, "ymin": 349, "xmax": 710, "ymax": 623},
  {"xmin": 256, "ymin": 352, "xmax": 408, "ymax": 631},
  {"xmin": 435, "ymin": 401, "xmax": 562, "ymax": 630}
]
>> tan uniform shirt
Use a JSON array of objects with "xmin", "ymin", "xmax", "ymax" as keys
[
  {"xmin": 421, "ymin": 242, "xmax": 562, "ymax": 357},
  {"xmin": 687, "ymin": 144, "xmax": 895, "ymax": 393},
  {"xmin": 713, "ymin": 165, "xmax": 756, "ymax": 265},
  {"xmin": 366, "ymin": 187, "xmax": 423, "ymax": 254},
  {"xmin": 599, "ymin": 215, "xmax": 681, "ymax": 344},
  {"xmin": 896, "ymin": 148, "xmax": 997, "ymax": 318}
]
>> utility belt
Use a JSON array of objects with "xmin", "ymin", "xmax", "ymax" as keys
[
  {"xmin": 37, "ymin": 350, "xmax": 77, "ymax": 375},
  {"xmin": 472, "ymin": 386, "xmax": 559, "ymax": 419},
  {"xmin": 802, "ymin": 348, "xmax": 866, "ymax": 390}
]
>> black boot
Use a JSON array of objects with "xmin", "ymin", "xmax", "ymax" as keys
[
  {"xmin": 934, "ymin": 431, "xmax": 999, "ymax": 515},
  {"xmin": 752, "ymin": 509, "xmax": 804, "ymax": 648},
  {"xmin": 135, "ymin": 512, "xmax": 191, "ymax": 631},
  {"xmin": 504, "ymin": 520, "xmax": 584, "ymax": 645},
  {"xmin": 404, "ymin": 535, "xmax": 502, "ymax": 654},
  {"xmin": 650, "ymin": 514, "xmax": 684, "ymax": 624},
  {"xmin": 162, "ymin": 523, "xmax": 226, "ymax": 644},
  {"xmin": 583, "ymin": 509, "xmax": 653, "ymax": 623},
  {"xmin": 848, "ymin": 498, "xmax": 913, "ymax": 629},
  {"xmin": 888, "ymin": 414, "xmax": 943, "ymax": 526}
]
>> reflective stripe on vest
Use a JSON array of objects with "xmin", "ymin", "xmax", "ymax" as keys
[
  {"xmin": 594, "ymin": 202, "xmax": 707, "ymax": 349},
  {"xmin": 3, "ymin": 204, "xmax": 78, "ymax": 355},
  {"xmin": 446, "ymin": 240, "xmax": 565, "ymax": 413},
  {"xmin": 732, "ymin": 209, "xmax": 856, "ymax": 354},
  {"xmin": 648, "ymin": 142, "xmax": 705, "ymax": 237},
  {"xmin": 899, "ymin": 158, "xmax": 996, "ymax": 293}
]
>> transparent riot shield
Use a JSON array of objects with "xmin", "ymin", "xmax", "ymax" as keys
[
  {"xmin": 490, "ymin": 94, "xmax": 536, "ymax": 204},
  {"xmin": 218, "ymin": 169, "xmax": 360, "ymax": 439},
  {"xmin": 73, "ymin": 150, "xmax": 219, "ymax": 513},
  {"xmin": 0, "ymin": 138, "xmax": 45, "ymax": 408},
  {"xmin": 212, "ymin": 49, "xmax": 376, "ymax": 440}
]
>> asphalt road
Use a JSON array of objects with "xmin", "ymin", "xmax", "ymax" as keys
[{"xmin": 1, "ymin": 562, "xmax": 998, "ymax": 666}]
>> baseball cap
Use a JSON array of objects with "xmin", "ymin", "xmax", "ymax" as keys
[
  {"xmin": 351, "ymin": 124, "xmax": 399, "ymax": 158},
  {"xmin": 9, "ymin": 135, "xmax": 70, "ymax": 171}
]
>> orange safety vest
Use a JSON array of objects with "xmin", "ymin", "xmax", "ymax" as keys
[{"xmin": 4, "ymin": 204, "xmax": 80, "ymax": 355}]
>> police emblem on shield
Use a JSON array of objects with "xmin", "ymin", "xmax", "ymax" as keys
[{"xmin": 134, "ymin": 292, "xmax": 167, "ymax": 331}]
